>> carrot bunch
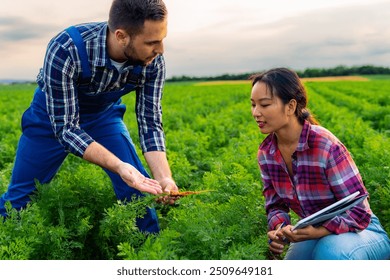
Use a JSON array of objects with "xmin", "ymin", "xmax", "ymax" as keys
[{"xmin": 156, "ymin": 190, "xmax": 213, "ymax": 205}]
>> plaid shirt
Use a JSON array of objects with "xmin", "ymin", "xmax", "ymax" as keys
[
  {"xmin": 36, "ymin": 22, "xmax": 166, "ymax": 157},
  {"xmin": 258, "ymin": 120, "xmax": 371, "ymax": 234}
]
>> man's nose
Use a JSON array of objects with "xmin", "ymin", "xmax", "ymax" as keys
[{"xmin": 155, "ymin": 42, "xmax": 164, "ymax": 54}]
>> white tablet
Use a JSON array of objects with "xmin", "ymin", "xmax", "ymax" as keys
[{"xmin": 292, "ymin": 191, "xmax": 364, "ymax": 230}]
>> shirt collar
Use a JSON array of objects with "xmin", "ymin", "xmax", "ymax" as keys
[
  {"xmin": 93, "ymin": 23, "xmax": 145, "ymax": 72},
  {"xmin": 259, "ymin": 120, "xmax": 311, "ymax": 155},
  {"xmin": 91, "ymin": 23, "xmax": 109, "ymax": 68},
  {"xmin": 296, "ymin": 120, "xmax": 311, "ymax": 152}
]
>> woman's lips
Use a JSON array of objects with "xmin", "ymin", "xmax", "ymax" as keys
[{"xmin": 257, "ymin": 121, "xmax": 265, "ymax": 128}]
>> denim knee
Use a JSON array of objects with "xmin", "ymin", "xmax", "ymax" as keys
[
  {"xmin": 312, "ymin": 235, "xmax": 349, "ymax": 260},
  {"xmin": 313, "ymin": 218, "xmax": 390, "ymax": 260}
]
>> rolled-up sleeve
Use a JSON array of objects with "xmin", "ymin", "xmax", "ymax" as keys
[
  {"xmin": 136, "ymin": 55, "xmax": 166, "ymax": 153},
  {"xmin": 40, "ymin": 35, "xmax": 94, "ymax": 157},
  {"xmin": 259, "ymin": 151, "xmax": 291, "ymax": 230},
  {"xmin": 323, "ymin": 143, "xmax": 371, "ymax": 234}
]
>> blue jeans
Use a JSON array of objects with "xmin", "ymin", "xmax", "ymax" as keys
[
  {"xmin": 284, "ymin": 215, "xmax": 390, "ymax": 260},
  {"xmin": 0, "ymin": 89, "xmax": 160, "ymax": 233}
]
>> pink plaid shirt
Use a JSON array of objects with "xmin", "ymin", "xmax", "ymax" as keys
[{"xmin": 258, "ymin": 120, "xmax": 371, "ymax": 234}]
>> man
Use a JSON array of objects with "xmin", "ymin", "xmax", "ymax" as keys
[{"xmin": 0, "ymin": 0, "xmax": 178, "ymax": 233}]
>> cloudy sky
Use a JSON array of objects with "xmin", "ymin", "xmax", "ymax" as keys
[{"xmin": 1, "ymin": 0, "xmax": 389, "ymax": 80}]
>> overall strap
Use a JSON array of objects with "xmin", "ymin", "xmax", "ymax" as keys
[
  {"xmin": 127, "ymin": 65, "xmax": 143, "ymax": 85},
  {"xmin": 65, "ymin": 26, "xmax": 92, "ymax": 82}
]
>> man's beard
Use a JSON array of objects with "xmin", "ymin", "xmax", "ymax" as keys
[
  {"xmin": 123, "ymin": 44, "xmax": 148, "ymax": 66},
  {"xmin": 124, "ymin": 52, "xmax": 147, "ymax": 66}
]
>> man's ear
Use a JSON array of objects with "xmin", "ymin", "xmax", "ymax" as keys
[{"xmin": 115, "ymin": 29, "xmax": 129, "ymax": 46}]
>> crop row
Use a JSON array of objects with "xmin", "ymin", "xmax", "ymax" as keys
[{"xmin": 305, "ymin": 81, "xmax": 390, "ymax": 132}]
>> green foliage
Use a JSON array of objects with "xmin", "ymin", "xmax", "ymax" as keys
[
  {"xmin": 0, "ymin": 84, "xmax": 34, "ymax": 169},
  {"xmin": 117, "ymin": 229, "xmax": 181, "ymax": 260},
  {"xmin": 0, "ymin": 80, "xmax": 389, "ymax": 260},
  {"xmin": 97, "ymin": 199, "xmax": 150, "ymax": 259},
  {"xmin": 159, "ymin": 195, "xmax": 266, "ymax": 260},
  {"xmin": 306, "ymin": 81, "xmax": 390, "ymax": 132}
]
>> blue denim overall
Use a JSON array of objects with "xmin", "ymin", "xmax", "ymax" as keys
[{"xmin": 0, "ymin": 26, "xmax": 160, "ymax": 233}]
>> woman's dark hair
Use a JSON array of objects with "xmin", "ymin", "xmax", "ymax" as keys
[
  {"xmin": 250, "ymin": 67, "xmax": 319, "ymax": 125},
  {"xmin": 108, "ymin": 0, "xmax": 167, "ymax": 36}
]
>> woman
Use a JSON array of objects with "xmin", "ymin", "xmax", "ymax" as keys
[{"xmin": 250, "ymin": 67, "xmax": 390, "ymax": 260}]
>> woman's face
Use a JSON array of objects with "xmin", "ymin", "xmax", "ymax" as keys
[{"xmin": 251, "ymin": 81, "xmax": 290, "ymax": 134}]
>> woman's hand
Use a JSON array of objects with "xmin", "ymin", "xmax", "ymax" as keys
[
  {"xmin": 268, "ymin": 224, "xmax": 288, "ymax": 254},
  {"xmin": 117, "ymin": 162, "xmax": 163, "ymax": 195},
  {"xmin": 282, "ymin": 225, "xmax": 331, "ymax": 243}
]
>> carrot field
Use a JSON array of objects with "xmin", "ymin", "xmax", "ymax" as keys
[{"xmin": 0, "ymin": 77, "xmax": 389, "ymax": 260}]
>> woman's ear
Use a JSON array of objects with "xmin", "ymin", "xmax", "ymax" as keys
[{"xmin": 287, "ymin": 99, "xmax": 297, "ymax": 116}]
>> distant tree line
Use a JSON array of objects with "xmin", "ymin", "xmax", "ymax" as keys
[{"xmin": 167, "ymin": 65, "xmax": 390, "ymax": 82}]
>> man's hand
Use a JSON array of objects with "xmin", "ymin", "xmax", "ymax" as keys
[
  {"xmin": 117, "ymin": 162, "xmax": 163, "ymax": 195},
  {"xmin": 83, "ymin": 142, "xmax": 163, "ymax": 195},
  {"xmin": 154, "ymin": 177, "xmax": 179, "ymax": 205},
  {"xmin": 144, "ymin": 151, "xmax": 179, "ymax": 194},
  {"xmin": 159, "ymin": 177, "xmax": 179, "ymax": 193}
]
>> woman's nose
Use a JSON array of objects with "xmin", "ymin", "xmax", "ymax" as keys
[{"xmin": 253, "ymin": 106, "xmax": 262, "ymax": 117}]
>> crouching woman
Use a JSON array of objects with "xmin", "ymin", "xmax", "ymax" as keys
[{"xmin": 250, "ymin": 67, "xmax": 390, "ymax": 260}]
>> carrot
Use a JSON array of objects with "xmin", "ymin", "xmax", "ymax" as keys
[
  {"xmin": 168, "ymin": 190, "xmax": 213, "ymax": 197},
  {"xmin": 156, "ymin": 190, "xmax": 213, "ymax": 205}
]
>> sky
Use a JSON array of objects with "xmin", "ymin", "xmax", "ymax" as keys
[{"xmin": 1, "ymin": 0, "xmax": 389, "ymax": 81}]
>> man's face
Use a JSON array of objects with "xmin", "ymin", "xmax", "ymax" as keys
[{"xmin": 124, "ymin": 19, "xmax": 167, "ymax": 66}]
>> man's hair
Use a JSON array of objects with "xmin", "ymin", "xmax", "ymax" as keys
[{"xmin": 108, "ymin": 0, "xmax": 167, "ymax": 36}]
